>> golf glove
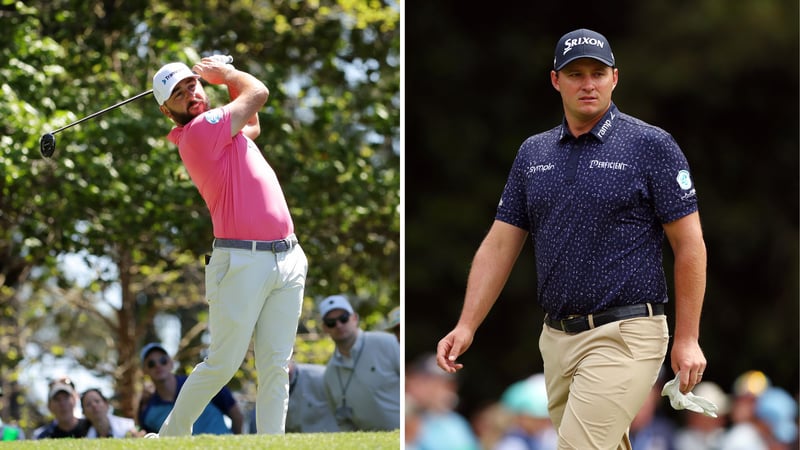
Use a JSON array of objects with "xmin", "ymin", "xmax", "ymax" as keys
[
  {"xmin": 661, "ymin": 372, "xmax": 719, "ymax": 417},
  {"xmin": 209, "ymin": 54, "xmax": 234, "ymax": 65}
]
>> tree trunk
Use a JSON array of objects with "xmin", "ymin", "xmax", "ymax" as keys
[{"xmin": 116, "ymin": 246, "xmax": 139, "ymax": 419}]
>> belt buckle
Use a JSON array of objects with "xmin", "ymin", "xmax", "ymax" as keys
[
  {"xmin": 272, "ymin": 239, "xmax": 288, "ymax": 252},
  {"xmin": 560, "ymin": 314, "xmax": 584, "ymax": 333}
]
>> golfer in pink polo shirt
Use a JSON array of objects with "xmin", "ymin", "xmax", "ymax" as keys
[{"xmin": 151, "ymin": 55, "xmax": 307, "ymax": 436}]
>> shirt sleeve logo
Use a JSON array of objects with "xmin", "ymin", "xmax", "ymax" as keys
[
  {"xmin": 204, "ymin": 109, "xmax": 223, "ymax": 124},
  {"xmin": 676, "ymin": 170, "xmax": 693, "ymax": 190}
]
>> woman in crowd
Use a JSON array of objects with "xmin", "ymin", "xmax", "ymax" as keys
[{"xmin": 81, "ymin": 388, "xmax": 142, "ymax": 438}]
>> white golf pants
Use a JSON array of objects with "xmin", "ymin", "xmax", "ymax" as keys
[{"xmin": 160, "ymin": 240, "xmax": 307, "ymax": 436}]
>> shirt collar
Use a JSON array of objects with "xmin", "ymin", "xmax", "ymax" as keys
[
  {"xmin": 559, "ymin": 103, "xmax": 619, "ymax": 143},
  {"xmin": 334, "ymin": 329, "xmax": 365, "ymax": 361}
]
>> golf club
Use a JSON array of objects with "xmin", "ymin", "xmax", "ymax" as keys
[
  {"xmin": 39, "ymin": 89, "xmax": 153, "ymax": 158},
  {"xmin": 39, "ymin": 54, "xmax": 233, "ymax": 158}
]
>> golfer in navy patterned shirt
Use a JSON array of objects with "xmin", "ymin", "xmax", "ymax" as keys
[{"xmin": 437, "ymin": 29, "xmax": 708, "ymax": 449}]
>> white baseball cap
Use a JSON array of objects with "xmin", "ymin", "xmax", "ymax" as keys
[
  {"xmin": 49, "ymin": 382, "xmax": 76, "ymax": 400},
  {"xmin": 319, "ymin": 295, "xmax": 354, "ymax": 318},
  {"xmin": 152, "ymin": 62, "xmax": 200, "ymax": 105}
]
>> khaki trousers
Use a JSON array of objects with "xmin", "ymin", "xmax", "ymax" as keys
[{"xmin": 539, "ymin": 315, "xmax": 668, "ymax": 450}]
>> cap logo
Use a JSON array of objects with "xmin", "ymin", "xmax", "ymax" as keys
[
  {"xmin": 563, "ymin": 36, "xmax": 605, "ymax": 55},
  {"xmin": 161, "ymin": 70, "xmax": 180, "ymax": 85}
]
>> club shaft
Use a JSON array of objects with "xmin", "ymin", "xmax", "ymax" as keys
[{"xmin": 49, "ymin": 89, "xmax": 154, "ymax": 135}]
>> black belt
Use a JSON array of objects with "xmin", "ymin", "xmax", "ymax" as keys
[
  {"xmin": 545, "ymin": 303, "xmax": 665, "ymax": 334},
  {"xmin": 213, "ymin": 236, "xmax": 298, "ymax": 253}
]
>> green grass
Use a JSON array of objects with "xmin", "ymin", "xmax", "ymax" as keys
[{"xmin": 12, "ymin": 431, "xmax": 400, "ymax": 449}]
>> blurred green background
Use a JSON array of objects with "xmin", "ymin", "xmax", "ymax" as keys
[{"xmin": 405, "ymin": 0, "xmax": 798, "ymax": 421}]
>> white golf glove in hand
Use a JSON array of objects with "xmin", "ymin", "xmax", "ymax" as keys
[
  {"xmin": 661, "ymin": 373, "xmax": 719, "ymax": 417},
  {"xmin": 208, "ymin": 55, "xmax": 234, "ymax": 65}
]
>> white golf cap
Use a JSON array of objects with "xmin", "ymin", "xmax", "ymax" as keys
[
  {"xmin": 152, "ymin": 62, "xmax": 200, "ymax": 105},
  {"xmin": 48, "ymin": 382, "xmax": 76, "ymax": 400},
  {"xmin": 319, "ymin": 295, "xmax": 354, "ymax": 318}
]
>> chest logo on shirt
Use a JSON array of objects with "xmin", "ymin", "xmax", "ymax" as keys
[
  {"xmin": 527, "ymin": 163, "xmax": 555, "ymax": 175},
  {"xmin": 204, "ymin": 109, "xmax": 223, "ymax": 124},
  {"xmin": 589, "ymin": 160, "xmax": 628, "ymax": 170},
  {"xmin": 676, "ymin": 170, "xmax": 693, "ymax": 190}
]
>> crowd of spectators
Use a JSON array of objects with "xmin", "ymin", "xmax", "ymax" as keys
[
  {"xmin": 4, "ymin": 294, "xmax": 399, "ymax": 441},
  {"xmin": 406, "ymin": 365, "xmax": 798, "ymax": 450}
]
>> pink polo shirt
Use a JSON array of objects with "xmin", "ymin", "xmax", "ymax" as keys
[{"xmin": 168, "ymin": 106, "xmax": 293, "ymax": 241}]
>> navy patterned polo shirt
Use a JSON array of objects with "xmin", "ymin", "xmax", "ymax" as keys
[{"xmin": 496, "ymin": 103, "xmax": 698, "ymax": 320}]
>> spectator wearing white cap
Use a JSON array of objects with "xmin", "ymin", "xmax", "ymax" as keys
[
  {"xmin": 318, "ymin": 295, "xmax": 400, "ymax": 431},
  {"xmin": 35, "ymin": 377, "xmax": 90, "ymax": 439}
]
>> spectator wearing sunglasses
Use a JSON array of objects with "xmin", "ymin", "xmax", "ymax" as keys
[
  {"xmin": 137, "ymin": 343, "xmax": 244, "ymax": 435},
  {"xmin": 34, "ymin": 377, "xmax": 90, "ymax": 439},
  {"xmin": 318, "ymin": 295, "xmax": 400, "ymax": 431}
]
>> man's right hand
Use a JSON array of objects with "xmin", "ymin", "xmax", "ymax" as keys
[
  {"xmin": 436, "ymin": 326, "xmax": 474, "ymax": 373},
  {"xmin": 191, "ymin": 57, "xmax": 234, "ymax": 85}
]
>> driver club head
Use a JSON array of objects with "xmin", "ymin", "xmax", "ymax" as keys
[{"xmin": 40, "ymin": 133, "xmax": 56, "ymax": 158}]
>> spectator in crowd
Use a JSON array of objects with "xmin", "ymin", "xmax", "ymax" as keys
[
  {"xmin": 138, "ymin": 343, "xmax": 244, "ymax": 435},
  {"xmin": 319, "ymin": 295, "xmax": 400, "ymax": 431},
  {"xmin": 81, "ymin": 388, "xmax": 141, "ymax": 438},
  {"xmin": 382, "ymin": 306, "xmax": 400, "ymax": 341},
  {"xmin": 720, "ymin": 386, "xmax": 798, "ymax": 450},
  {"xmin": 0, "ymin": 386, "xmax": 24, "ymax": 441},
  {"xmin": 35, "ymin": 377, "xmax": 90, "ymax": 439},
  {"xmin": 285, "ymin": 360, "xmax": 339, "ymax": 433},
  {"xmin": 248, "ymin": 360, "xmax": 339, "ymax": 433},
  {"xmin": 495, "ymin": 373, "xmax": 557, "ymax": 450},
  {"xmin": 729, "ymin": 370, "xmax": 771, "ymax": 426},
  {"xmin": 0, "ymin": 418, "xmax": 23, "ymax": 442},
  {"xmin": 405, "ymin": 353, "xmax": 479, "ymax": 450},
  {"xmin": 470, "ymin": 402, "xmax": 513, "ymax": 450},
  {"xmin": 673, "ymin": 380, "xmax": 730, "ymax": 450},
  {"xmin": 405, "ymin": 394, "xmax": 424, "ymax": 450}
]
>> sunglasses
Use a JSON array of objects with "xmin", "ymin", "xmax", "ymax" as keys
[
  {"xmin": 146, "ymin": 355, "xmax": 169, "ymax": 369},
  {"xmin": 323, "ymin": 312, "xmax": 351, "ymax": 328}
]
